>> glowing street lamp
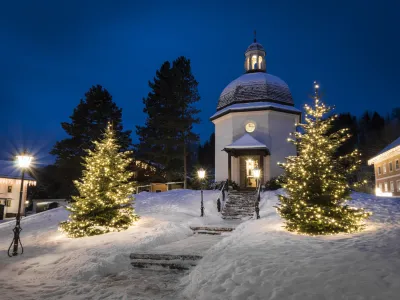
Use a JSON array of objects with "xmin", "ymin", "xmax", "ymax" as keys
[
  {"xmin": 197, "ymin": 169, "xmax": 206, "ymax": 217},
  {"xmin": 8, "ymin": 151, "xmax": 33, "ymax": 257}
]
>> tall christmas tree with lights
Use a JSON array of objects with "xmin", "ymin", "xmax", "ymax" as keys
[
  {"xmin": 59, "ymin": 123, "xmax": 138, "ymax": 238},
  {"xmin": 276, "ymin": 82, "xmax": 371, "ymax": 235}
]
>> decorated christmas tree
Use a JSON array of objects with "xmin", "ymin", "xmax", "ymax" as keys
[
  {"xmin": 276, "ymin": 82, "xmax": 371, "ymax": 235},
  {"xmin": 59, "ymin": 123, "xmax": 139, "ymax": 238}
]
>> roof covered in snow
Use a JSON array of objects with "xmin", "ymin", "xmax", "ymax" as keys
[
  {"xmin": 224, "ymin": 134, "xmax": 268, "ymax": 149},
  {"xmin": 368, "ymin": 136, "xmax": 400, "ymax": 165},
  {"xmin": 0, "ymin": 160, "xmax": 35, "ymax": 181},
  {"xmin": 210, "ymin": 101, "xmax": 301, "ymax": 121},
  {"xmin": 246, "ymin": 42, "xmax": 265, "ymax": 53},
  {"xmin": 217, "ymin": 72, "xmax": 294, "ymax": 111}
]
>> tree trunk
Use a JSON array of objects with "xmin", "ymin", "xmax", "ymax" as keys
[{"xmin": 183, "ymin": 143, "xmax": 187, "ymax": 189}]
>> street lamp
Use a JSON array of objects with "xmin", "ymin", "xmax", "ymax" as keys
[
  {"xmin": 8, "ymin": 152, "xmax": 33, "ymax": 257},
  {"xmin": 253, "ymin": 168, "xmax": 261, "ymax": 219},
  {"xmin": 197, "ymin": 169, "xmax": 206, "ymax": 217}
]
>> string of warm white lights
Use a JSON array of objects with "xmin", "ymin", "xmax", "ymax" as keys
[
  {"xmin": 59, "ymin": 123, "xmax": 139, "ymax": 238},
  {"xmin": 276, "ymin": 82, "xmax": 372, "ymax": 235}
]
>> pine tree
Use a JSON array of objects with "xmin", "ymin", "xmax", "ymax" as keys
[
  {"xmin": 59, "ymin": 123, "xmax": 138, "ymax": 238},
  {"xmin": 136, "ymin": 57, "xmax": 200, "ymax": 184},
  {"xmin": 276, "ymin": 83, "xmax": 371, "ymax": 235},
  {"xmin": 51, "ymin": 85, "xmax": 132, "ymax": 198}
]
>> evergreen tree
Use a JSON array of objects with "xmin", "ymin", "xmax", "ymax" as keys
[
  {"xmin": 51, "ymin": 85, "xmax": 132, "ymax": 198},
  {"xmin": 59, "ymin": 123, "xmax": 138, "ymax": 238},
  {"xmin": 136, "ymin": 57, "xmax": 200, "ymax": 186},
  {"xmin": 172, "ymin": 56, "xmax": 201, "ymax": 188},
  {"xmin": 277, "ymin": 83, "xmax": 371, "ymax": 235}
]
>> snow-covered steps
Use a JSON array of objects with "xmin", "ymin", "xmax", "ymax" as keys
[
  {"xmin": 130, "ymin": 234, "xmax": 224, "ymax": 271},
  {"xmin": 221, "ymin": 190, "xmax": 256, "ymax": 219},
  {"xmin": 130, "ymin": 254, "xmax": 203, "ymax": 271},
  {"xmin": 190, "ymin": 226, "xmax": 234, "ymax": 232},
  {"xmin": 190, "ymin": 226, "xmax": 235, "ymax": 235}
]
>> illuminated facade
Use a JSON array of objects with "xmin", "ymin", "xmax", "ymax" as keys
[
  {"xmin": 0, "ymin": 160, "xmax": 36, "ymax": 219},
  {"xmin": 211, "ymin": 37, "xmax": 301, "ymax": 188},
  {"xmin": 368, "ymin": 136, "xmax": 400, "ymax": 197}
]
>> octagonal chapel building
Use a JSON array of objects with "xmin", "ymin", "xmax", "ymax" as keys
[{"xmin": 210, "ymin": 38, "xmax": 301, "ymax": 189}]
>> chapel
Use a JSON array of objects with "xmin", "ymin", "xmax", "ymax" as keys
[{"xmin": 211, "ymin": 36, "xmax": 301, "ymax": 188}]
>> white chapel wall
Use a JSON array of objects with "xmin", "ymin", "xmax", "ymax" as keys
[
  {"xmin": 213, "ymin": 115, "xmax": 233, "ymax": 181},
  {"xmin": 268, "ymin": 111, "xmax": 299, "ymax": 178}
]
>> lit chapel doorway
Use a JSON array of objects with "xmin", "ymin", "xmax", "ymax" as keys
[{"xmin": 239, "ymin": 156, "xmax": 260, "ymax": 189}]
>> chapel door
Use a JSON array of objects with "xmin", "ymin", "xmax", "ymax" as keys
[{"xmin": 239, "ymin": 156, "xmax": 259, "ymax": 189}]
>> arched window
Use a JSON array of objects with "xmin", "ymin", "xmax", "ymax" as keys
[
  {"xmin": 258, "ymin": 56, "xmax": 263, "ymax": 69},
  {"xmin": 251, "ymin": 55, "xmax": 258, "ymax": 69}
]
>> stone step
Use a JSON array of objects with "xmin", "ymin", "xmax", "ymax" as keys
[
  {"xmin": 131, "ymin": 259, "xmax": 198, "ymax": 271},
  {"xmin": 189, "ymin": 226, "xmax": 234, "ymax": 232},
  {"xmin": 130, "ymin": 253, "xmax": 203, "ymax": 261},
  {"xmin": 194, "ymin": 230, "xmax": 221, "ymax": 235},
  {"xmin": 222, "ymin": 215, "xmax": 254, "ymax": 220}
]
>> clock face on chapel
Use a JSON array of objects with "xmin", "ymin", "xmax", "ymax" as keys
[{"xmin": 245, "ymin": 122, "xmax": 256, "ymax": 133}]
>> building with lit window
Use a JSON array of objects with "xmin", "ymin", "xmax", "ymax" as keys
[
  {"xmin": 0, "ymin": 160, "xmax": 36, "ymax": 219},
  {"xmin": 368, "ymin": 136, "xmax": 400, "ymax": 197},
  {"xmin": 211, "ymin": 37, "xmax": 301, "ymax": 188}
]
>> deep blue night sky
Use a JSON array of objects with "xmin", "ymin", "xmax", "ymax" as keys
[{"xmin": 1, "ymin": 0, "xmax": 399, "ymax": 165}]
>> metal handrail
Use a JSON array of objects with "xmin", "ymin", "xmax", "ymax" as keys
[
  {"xmin": 254, "ymin": 181, "xmax": 261, "ymax": 219},
  {"xmin": 216, "ymin": 179, "xmax": 228, "ymax": 213}
]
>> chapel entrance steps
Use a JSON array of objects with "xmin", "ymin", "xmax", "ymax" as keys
[
  {"xmin": 130, "ymin": 226, "xmax": 235, "ymax": 271},
  {"xmin": 221, "ymin": 190, "xmax": 256, "ymax": 220}
]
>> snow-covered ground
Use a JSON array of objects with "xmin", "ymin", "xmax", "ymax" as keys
[
  {"xmin": 0, "ymin": 189, "xmax": 399, "ymax": 300},
  {"xmin": 0, "ymin": 190, "xmax": 221, "ymax": 300},
  {"xmin": 181, "ymin": 190, "xmax": 400, "ymax": 300}
]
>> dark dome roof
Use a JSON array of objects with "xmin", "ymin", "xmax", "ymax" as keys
[
  {"xmin": 246, "ymin": 42, "xmax": 265, "ymax": 53},
  {"xmin": 217, "ymin": 72, "xmax": 293, "ymax": 110}
]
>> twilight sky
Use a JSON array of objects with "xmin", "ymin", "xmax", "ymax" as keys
[{"xmin": 1, "ymin": 0, "xmax": 399, "ymax": 164}]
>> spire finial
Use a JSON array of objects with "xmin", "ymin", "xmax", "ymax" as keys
[{"xmin": 254, "ymin": 30, "xmax": 257, "ymax": 42}]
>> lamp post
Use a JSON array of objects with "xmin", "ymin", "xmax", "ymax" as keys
[
  {"xmin": 253, "ymin": 168, "xmax": 261, "ymax": 219},
  {"xmin": 8, "ymin": 152, "xmax": 33, "ymax": 257},
  {"xmin": 197, "ymin": 169, "xmax": 206, "ymax": 217}
]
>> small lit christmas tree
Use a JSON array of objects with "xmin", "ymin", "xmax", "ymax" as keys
[
  {"xmin": 276, "ymin": 82, "xmax": 371, "ymax": 235},
  {"xmin": 59, "ymin": 123, "xmax": 139, "ymax": 238}
]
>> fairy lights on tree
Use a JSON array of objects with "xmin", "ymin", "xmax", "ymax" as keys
[
  {"xmin": 276, "ymin": 82, "xmax": 371, "ymax": 235},
  {"xmin": 59, "ymin": 123, "xmax": 139, "ymax": 238}
]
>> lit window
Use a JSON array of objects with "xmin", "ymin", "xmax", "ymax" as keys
[
  {"xmin": 251, "ymin": 55, "xmax": 258, "ymax": 69},
  {"xmin": 258, "ymin": 56, "xmax": 263, "ymax": 68},
  {"xmin": 390, "ymin": 181, "xmax": 394, "ymax": 192},
  {"xmin": 378, "ymin": 167, "xmax": 381, "ymax": 175},
  {"xmin": 396, "ymin": 160, "xmax": 399, "ymax": 170},
  {"xmin": 379, "ymin": 183, "xmax": 383, "ymax": 191},
  {"xmin": 383, "ymin": 164, "xmax": 387, "ymax": 173},
  {"xmin": 7, "ymin": 186, "xmax": 12, "ymax": 193},
  {"xmin": 397, "ymin": 180, "xmax": 400, "ymax": 192},
  {"xmin": 389, "ymin": 162, "xmax": 393, "ymax": 172}
]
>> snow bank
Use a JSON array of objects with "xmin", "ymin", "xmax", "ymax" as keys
[
  {"xmin": 181, "ymin": 190, "xmax": 400, "ymax": 300},
  {"xmin": 0, "ymin": 189, "xmax": 219, "ymax": 300}
]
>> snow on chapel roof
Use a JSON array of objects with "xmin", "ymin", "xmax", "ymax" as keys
[
  {"xmin": 368, "ymin": 136, "xmax": 400, "ymax": 165},
  {"xmin": 224, "ymin": 133, "xmax": 268, "ymax": 150},
  {"xmin": 216, "ymin": 72, "xmax": 294, "ymax": 111},
  {"xmin": 210, "ymin": 101, "xmax": 301, "ymax": 121}
]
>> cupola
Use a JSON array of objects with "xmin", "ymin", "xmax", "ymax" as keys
[{"xmin": 244, "ymin": 31, "xmax": 266, "ymax": 73}]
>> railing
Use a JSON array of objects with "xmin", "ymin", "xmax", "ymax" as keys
[
  {"xmin": 216, "ymin": 179, "xmax": 228, "ymax": 213},
  {"xmin": 254, "ymin": 181, "xmax": 261, "ymax": 219}
]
